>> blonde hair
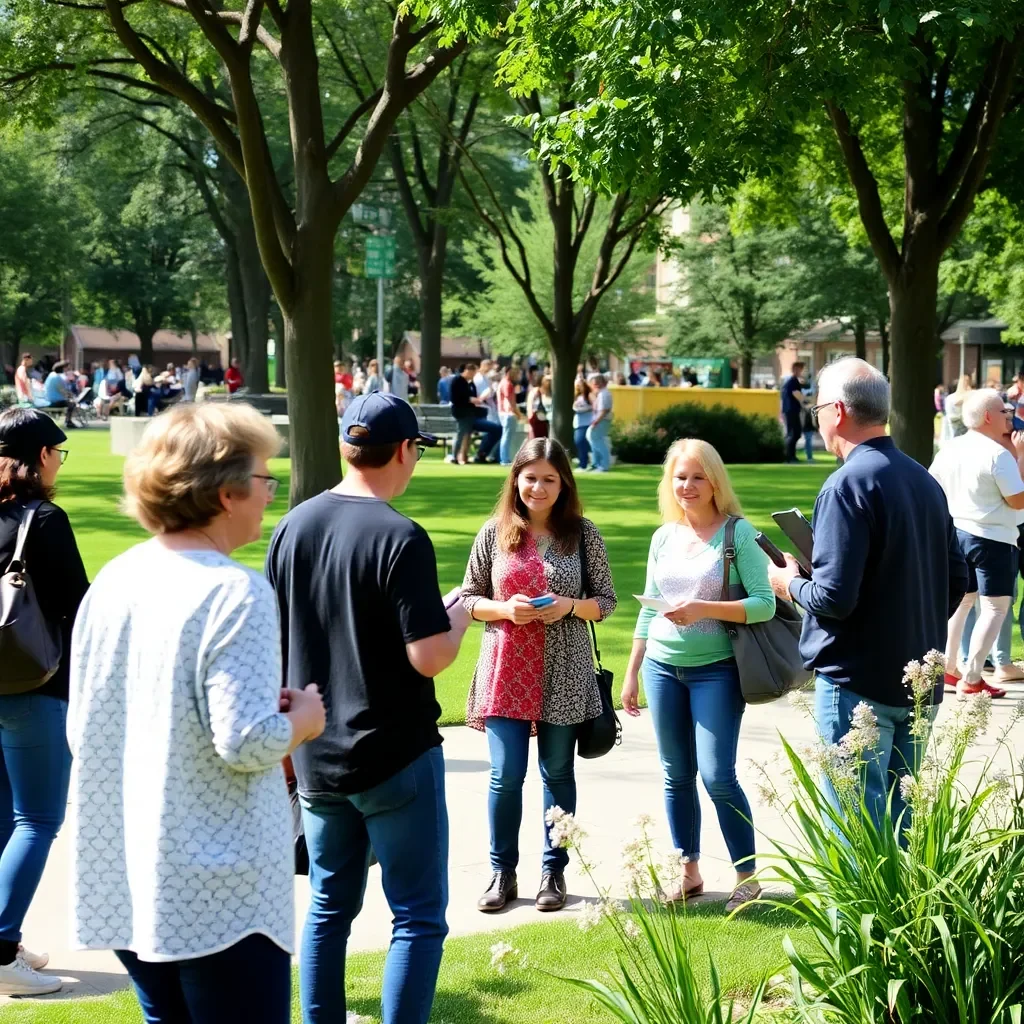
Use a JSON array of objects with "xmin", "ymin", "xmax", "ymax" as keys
[
  {"xmin": 123, "ymin": 402, "xmax": 281, "ymax": 534},
  {"xmin": 657, "ymin": 438, "xmax": 743, "ymax": 524}
]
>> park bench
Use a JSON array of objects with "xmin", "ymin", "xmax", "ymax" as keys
[{"xmin": 416, "ymin": 404, "xmax": 458, "ymax": 458}]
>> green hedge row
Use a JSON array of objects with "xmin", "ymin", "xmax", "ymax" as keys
[{"xmin": 611, "ymin": 402, "xmax": 785, "ymax": 464}]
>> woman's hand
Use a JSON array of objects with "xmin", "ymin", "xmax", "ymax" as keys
[
  {"xmin": 664, "ymin": 599, "xmax": 707, "ymax": 627},
  {"xmin": 621, "ymin": 674, "xmax": 641, "ymax": 717},
  {"xmin": 504, "ymin": 594, "xmax": 541, "ymax": 625},
  {"xmin": 284, "ymin": 685, "xmax": 326, "ymax": 744},
  {"xmin": 536, "ymin": 594, "xmax": 574, "ymax": 624}
]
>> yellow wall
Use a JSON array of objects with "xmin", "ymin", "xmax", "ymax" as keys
[{"xmin": 608, "ymin": 386, "xmax": 780, "ymax": 423}]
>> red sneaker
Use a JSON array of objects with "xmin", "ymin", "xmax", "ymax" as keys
[
  {"xmin": 958, "ymin": 680, "xmax": 1007, "ymax": 699},
  {"xmin": 943, "ymin": 672, "xmax": 961, "ymax": 694}
]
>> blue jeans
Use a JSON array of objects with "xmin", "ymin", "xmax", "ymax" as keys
[
  {"xmin": 587, "ymin": 418, "xmax": 611, "ymax": 471},
  {"xmin": 0, "ymin": 693, "xmax": 71, "ymax": 946},
  {"xmin": 299, "ymin": 747, "xmax": 448, "ymax": 1024},
  {"xmin": 573, "ymin": 425, "xmax": 591, "ymax": 469},
  {"xmin": 961, "ymin": 576, "xmax": 1018, "ymax": 667},
  {"xmin": 803, "ymin": 430, "xmax": 816, "ymax": 460},
  {"xmin": 115, "ymin": 934, "xmax": 290, "ymax": 1024},
  {"xmin": 498, "ymin": 412, "xmax": 518, "ymax": 465},
  {"xmin": 815, "ymin": 676, "xmax": 937, "ymax": 833},
  {"xmin": 454, "ymin": 414, "xmax": 501, "ymax": 462},
  {"xmin": 642, "ymin": 658, "xmax": 755, "ymax": 870},
  {"xmin": 485, "ymin": 717, "xmax": 577, "ymax": 875}
]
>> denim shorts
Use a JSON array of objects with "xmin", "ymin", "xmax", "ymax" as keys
[{"xmin": 956, "ymin": 529, "xmax": 1018, "ymax": 597}]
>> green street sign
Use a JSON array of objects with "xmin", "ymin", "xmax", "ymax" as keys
[
  {"xmin": 365, "ymin": 235, "xmax": 396, "ymax": 279},
  {"xmin": 352, "ymin": 204, "xmax": 392, "ymax": 229}
]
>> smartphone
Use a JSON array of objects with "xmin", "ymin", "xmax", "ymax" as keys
[
  {"xmin": 754, "ymin": 532, "xmax": 787, "ymax": 568},
  {"xmin": 528, "ymin": 595, "xmax": 555, "ymax": 608}
]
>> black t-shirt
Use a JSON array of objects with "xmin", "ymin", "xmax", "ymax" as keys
[
  {"xmin": 781, "ymin": 374, "xmax": 803, "ymax": 416},
  {"xmin": 266, "ymin": 492, "xmax": 451, "ymax": 796},
  {"xmin": 450, "ymin": 374, "xmax": 476, "ymax": 416},
  {"xmin": 0, "ymin": 500, "xmax": 89, "ymax": 700}
]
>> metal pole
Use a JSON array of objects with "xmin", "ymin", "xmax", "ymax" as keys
[{"xmin": 376, "ymin": 276, "xmax": 385, "ymax": 389}]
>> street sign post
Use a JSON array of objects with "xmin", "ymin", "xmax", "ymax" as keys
[{"xmin": 364, "ymin": 235, "xmax": 396, "ymax": 279}]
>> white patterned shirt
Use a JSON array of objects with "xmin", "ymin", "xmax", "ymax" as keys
[{"xmin": 67, "ymin": 543, "xmax": 294, "ymax": 962}]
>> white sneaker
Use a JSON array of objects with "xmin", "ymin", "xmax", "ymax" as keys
[
  {"xmin": 0, "ymin": 952, "xmax": 62, "ymax": 995},
  {"xmin": 18, "ymin": 946, "xmax": 48, "ymax": 971}
]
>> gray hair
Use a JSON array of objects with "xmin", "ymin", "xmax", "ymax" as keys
[
  {"xmin": 817, "ymin": 357, "xmax": 889, "ymax": 426},
  {"xmin": 962, "ymin": 388, "xmax": 1004, "ymax": 429}
]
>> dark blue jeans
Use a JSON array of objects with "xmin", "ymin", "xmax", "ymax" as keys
[
  {"xmin": 299, "ymin": 747, "xmax": 448, "ymax": 1024},
  {"xmin": 115, "ymin": 934, "xmax": 291, "ymax": 1024},
  {"xmin": 0, "ymin": 693, "xmax": 71, "ymax": 947},
  {"xmin": 573, "ymin": 426, "xmax": 590, "ymax": 469},
  {"xmin": 454, "ymin": 414, "xmax": 500, "ymax": 461},
  {"xmin": 485, "ymin": 717, "xmax": 578, "ymax": 875},
  {"xmin": 642, "ymin": 657, "xmax": 755, "ymax": 870},
  {"xmin": 815, "ymin": 676, "xmax": 936, "ymax": 833}
]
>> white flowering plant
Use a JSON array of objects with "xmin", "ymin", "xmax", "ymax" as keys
[
  {"xmin": 531, "ymin": 809, "xmax": 767, "ymax": 1024},
  {"xmin": 756, "ymin": 651, "xmax": 1024, "ymax": 1024}
]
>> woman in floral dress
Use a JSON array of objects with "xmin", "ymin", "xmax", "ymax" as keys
[{"xmin": 461, "ymin": 438, "xmax": 616, "ymax": 913}]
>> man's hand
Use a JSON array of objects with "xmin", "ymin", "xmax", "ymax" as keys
[
  {"xmin": 767, "ymin": 554, "xmax": 802, "ymax": 601},
  {"xmin": 1012, "ymin": 429, "xmax": 1024, "ymax": 460}
]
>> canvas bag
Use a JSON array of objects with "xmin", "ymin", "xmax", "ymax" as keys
[
  {"xmin": 0, "ymin": 500, "xmax": 62, "ymax": 695},
  {"xmin": 719, "ymin": 516, "xmax": 811, "ymax": 704}
]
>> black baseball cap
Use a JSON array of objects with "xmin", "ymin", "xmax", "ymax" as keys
[
  {"xmin": 0, "ymin": 408, "xmax": 67, "ymax": 463},
  {"xmin": 341, "ymin": 392, "xmax": 437, "ymax": 447}
]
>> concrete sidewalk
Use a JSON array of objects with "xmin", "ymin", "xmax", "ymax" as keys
[{"xmin": 8, "ymin": 688, "xmax": 1024, "ymax": 1005}]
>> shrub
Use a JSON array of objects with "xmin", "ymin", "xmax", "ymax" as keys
[{"xmin": 611, "ymin": 403, "xmax": 784, "ymax": 464}]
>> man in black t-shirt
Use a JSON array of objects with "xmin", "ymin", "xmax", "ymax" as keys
[
  {"xmin": 448, "ymin": 363, "xmax": 500, "ymax": 464},
  {"xmin": 266, "ymin": 392, "xmax": 470, "ymax": 1024}
]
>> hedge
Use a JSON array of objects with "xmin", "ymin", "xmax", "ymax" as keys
[{"xmin": 611, "ymin": 402, "xmax": 785, "ymax": 464}]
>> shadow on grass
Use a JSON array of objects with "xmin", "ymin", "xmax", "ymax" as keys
[{"xmin": 347, "ymin": 989, "xmax": 513, "ymax": 1024}]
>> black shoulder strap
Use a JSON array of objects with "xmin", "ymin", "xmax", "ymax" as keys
[
  {"xmin": 578, "ymin": 527, "xmax": 603, "ymax": 669},
  {"xmin": 7, "ymin": 500, "xmax": 42, "ymax": 573},
  {"xmin": 719, "ymin": 516, "xmax": 738, "ymax": 602}
]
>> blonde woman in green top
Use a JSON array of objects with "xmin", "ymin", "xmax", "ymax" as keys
[{"xmin": 621, "ymin": 438, "xmax": 774, "ymax": 911}]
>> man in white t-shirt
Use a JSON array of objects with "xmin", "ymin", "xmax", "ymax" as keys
[{"xmin": 929, "ymin": 388, "xmax": 1024, "ymax": 697}]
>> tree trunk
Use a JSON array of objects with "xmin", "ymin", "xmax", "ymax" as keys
[
  {"xmin": 888, "ymin": 263, "xmax": 939, "ymax": 466},
  {"xmin": 272, "ymin": 304, "xmax": 286, "ymax": 388},
  {"xmin": 879, "ymin": 318, "xmax": 890, "ymax": 378},
  {"xmin": 738, "ymin": 352, "xmax": 753, "ymax": 388},
  {"xmin": 236, "ymin": 218, "xmax": 270, "ymax": 394},
  {"xmin": 283, "ymin": 245, "xmax": 342, "ymax": 506},
  {"xmin": 136, "ymin": 321, "xmax": 156, "ymax": 365},
  {"xmin": 225, "ymin": 245, "xmax": 250, "ymax": 372},
  {"xmin": 418, "ymin": 260, "xmax": 443, "ymax": 403},
  {"xmin": 854, "ymin": 317, "xmax": 867, "ymax": 362},
  {"xmin": 549, "ymin": 346, "xmax": 577, "ymax": 447}
]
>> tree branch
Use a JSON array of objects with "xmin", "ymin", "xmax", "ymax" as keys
[
  {"xmin": 825, "ymin": 100, "xmax": 901, "ymax": 282},
  {"xmin": 389, "ymin": 132, "xmax": 430, "ymax": 250},
  {"xmin": 572, "ymin": 192, "xmax": 597, "ymax": 262},
  {"xmin": 938, "ymin": 30, "xmax": 1024, "ymax": 252},
  {"xmin": 325, "ymin": 88, "xmax": 384, "ymax": 161}
]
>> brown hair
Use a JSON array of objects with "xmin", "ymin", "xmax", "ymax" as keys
[
  {"xmin": 123, "ymin": 402, "xmax": 281, "ymax": 533},
  {"xmin": 0, "ymin": 458, "xmax": 51, "ymax": 506},
  {"xmin": 341, "ymin": 433, "xmax": 405, "ymax": 469},
  {"xmin": 494, "ymin": 438, "xmax": 582, "ymax": 554},
  {"xmin": 575, "ymin": 378, "xmax": 591, "ymax": 400}
]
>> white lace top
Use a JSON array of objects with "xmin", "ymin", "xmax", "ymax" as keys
[{"xmin": 67, "ymin": 543, "xmax": 294, "ymax": 962}]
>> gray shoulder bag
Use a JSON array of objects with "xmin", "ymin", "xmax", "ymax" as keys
[
  {"xmin": 720, "ymin": 516, "xmax": 811, "ymax": 704},
  {"xmin": 0, "ymin": 501, "xmax": 62, "ymax": 695}
]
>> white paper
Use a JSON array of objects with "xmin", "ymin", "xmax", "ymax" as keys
[{"xmin": 633, "ymin": 594, "xmax": 675, "ymax": 613}]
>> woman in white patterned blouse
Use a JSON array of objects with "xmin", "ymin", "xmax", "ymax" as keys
[{"xmin": 68, "ymin": 403, "xmax": 325, "ymax": 1024}]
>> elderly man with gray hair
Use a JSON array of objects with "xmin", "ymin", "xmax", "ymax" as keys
[
  {"xmin": 768, "ymin": 357, "xmax": 968, "ymax": 829},
  {"xmin": 929, "ymin": 388, "xmax": 1024, "ymax": 700}
]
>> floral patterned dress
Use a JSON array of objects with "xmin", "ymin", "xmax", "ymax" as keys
[{"xmin": 461, "ymin": 517, "xmax": 617, "ymax": 730}]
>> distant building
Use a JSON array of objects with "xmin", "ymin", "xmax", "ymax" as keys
[
  {"xmin": 393, "ymin": 331, "xmax": 490, "ymax": 374},
  {"xmin": 64, "ymin": 325, "xmax": 228, "ymax": 370}
]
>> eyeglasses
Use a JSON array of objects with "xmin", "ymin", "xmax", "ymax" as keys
[
  {"xmin": 251, "ymin": 474, "xmax": 280, "ymax": 500},
  {"xmin": 416, "ymin": 445, "xmax": 426, "ymax": 462},
  {"xmin": 809, "ymin": 401, "xmax": 837, "ymax": 426},
  {"xmin": 48, "ymin": 447, "xmax": 68, "ymax": 465}
]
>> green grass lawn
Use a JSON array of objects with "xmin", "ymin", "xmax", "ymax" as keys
[
  {"xmin": 1, "ymin": 907, "xmax": 812, "ymax": 1023},
  {"xmin": 55, "ymin": 430, "xmax": 836, "ymax": 724}
]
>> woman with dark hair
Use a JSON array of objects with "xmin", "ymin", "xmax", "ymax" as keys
[
  {"xmin": 0, "ymin": 409, "xmax": 87, "ymax": 995},
  {"xmin": 461, "ymin": 439, "xmax": 616, "ymax": 913}
]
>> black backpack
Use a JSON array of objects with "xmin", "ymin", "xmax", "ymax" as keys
[{"xmin": 0, "ymin": 501, "xmax": 62, "ymax": 695}]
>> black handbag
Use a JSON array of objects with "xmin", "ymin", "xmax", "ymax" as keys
[
  {"xmin": 575, "ymin": 530, "xmax": 621, "ymax": 759},
  {"xmin": 720, "ymin": 517, "xmax": 811, "ymax": 704},
  {"xmin": 0, "ymin": 501, "xmax": 62, "ymax": 696}
]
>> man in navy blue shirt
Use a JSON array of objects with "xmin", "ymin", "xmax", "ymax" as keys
[
  {"xmin": 780, "ymin": 362, "xmax": 806, "ymax": 463},
  {"xmin": 768, "ymin": 357, "xmax": 968, "ymax": 828}
]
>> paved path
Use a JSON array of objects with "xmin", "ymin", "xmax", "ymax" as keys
[{"xmin": 9, "ymin": 687, "xmax": 1024, "ymax": 1005}]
